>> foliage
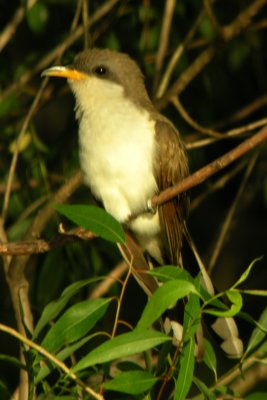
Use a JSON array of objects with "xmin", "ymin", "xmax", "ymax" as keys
[{"xmin": 1, "ymin": 1, "xmax": 267, "ymax": 399}]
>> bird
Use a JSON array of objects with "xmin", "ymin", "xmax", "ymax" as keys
[{"xmin": 42, "ymin": 48, "xmax": 243, "ymax": 358}]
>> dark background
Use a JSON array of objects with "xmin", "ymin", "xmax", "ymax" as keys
[{"xmin": 0, "ymin": 0, "xmax": 267, "ymax": 397}]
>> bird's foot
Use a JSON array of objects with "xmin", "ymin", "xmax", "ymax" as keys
[{"xmin": 146, "ymin": 199, "xmax": 157, "ymax": 214}]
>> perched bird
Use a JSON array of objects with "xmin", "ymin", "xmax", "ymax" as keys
[{"xmin": 42, "ymin": 48, "xmax": 243, "ymax": 358}]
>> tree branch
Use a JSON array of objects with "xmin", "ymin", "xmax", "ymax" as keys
[{"xmin": 151, "ymin": 125, "xmax": 267, "ymax": 207}]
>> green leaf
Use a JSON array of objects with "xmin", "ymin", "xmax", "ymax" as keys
[
  {"xmin": 73, "ymin": 330, "xmax": 171, "ymax": 372},
  {"xmin": 54, "ymin": 204, "xmax": 125, "ymax": 244},
  {"xmin": 245, "ymin": 307, "xmax": 267, "ymax": 356},
  {"xmin": 241, "ymin": 289, "xmax": 267, "ymax": 296},
  {"xmin": 193, "ymin": 376, "xmax": 216, "ymax": 400},
  {"xmin": 204, "ymin": 290, "xmax": 242, "ymax": 318},
  {"xmin": 183, "ymin": 277, "xmax": 202, "ymax": 337},
  {"xmin": 149, "ymin": 266, "xmax": 193, "ymax": 283},
  {"xmin": 0, "ymin": 380, "xmax": 10, "ymax": 400},
  {"xmin": 0, "ymin": 354, "xmax": 25, "ymax": 370},
  {"xmin": 36, "ymin": 334, "xmax": 95, "ymax": 382},
  {"xmin": 198, "ymin": 16, "xmax": 216, "ymax": 40},
  {"xmin": 103, "ymin": 370, "xmax": 157, "ymax": 394},
  {"xmin": 203, "ymin": 339, "xmax": 217, "ymax": 381},
  {"xmin": 174, "ymin": 337, "xmax": 195, "ymax": 400},
  {"xmin": 232, "ymin": 257, "xmax": 262, "ymax": 289},
  {"xmin": 33, "ymin": 277, "xmax": 103, "ymax": 338},
  {"xmin": 26, "ymin": 1, "xmax": 49, "ymax": 34},
  {"xmin": 137, "ymin": 280, "xmax": 197, "ymax": 331},
  {"xmin": 41, "ymin": 298, "xmax": 111, "ymax": 353},
  {"xmin": 0, "ymin": 95, "xmax": 19, "ymax": 117},
  {"xmin": 245, "ymin": 393, "xmax": 267, "ymax": 400}
]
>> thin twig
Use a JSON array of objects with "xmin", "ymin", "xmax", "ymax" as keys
[
  {"xmin": 172, "ymin": 96, "xmax": 223, "ymax": 138},
  {"xmin": 156, "ymin": 45, "xmax": 217, "ymax": 109},
  {"xmin": 208, "ymin": 152, "xmax": 258, "ymax": 274},
  {"xmin": 191, "ymin": 158, "xmax": 249, "ymax": 210},
  {"xmin": 0, "ymin": 0, "xmax": 37, "ymax": 52},
  {"xmin": 0, "ymin": 233, "xmax": 94, "ymax": 256},
  {"xmin": 70, "ymin": 0, "xmax": 83, "ymax": 32},
  {"xmin": 153, "ymin": 0, "xmax": 176, "ymax": 96},
  {"xmin": 230, "ymin": 361, "xmax": 267, "ymax": 396},
  {"xmin": 203, "ymin": 0, "xmax": 225, "ymax": 38},
  {"xmin": 156, "ymin": 0, "xmax": 267, "ymax": 110},
  {"xmin": 156, "ymin": 8, "xmax": 205, "ymax": 98},
  {"xmin": 0, "ymin": 0, "xmax": 120, "ymax": 103},
  {"xmin": 0, "ymin": 323, "xmax": 105, "ymax": 400},
  {"xmin": 223, "ymin": 0, "xmax": 267, "ymax": 40},
  {"xmin": 90, "ymin": 261, "xmax": 128, "ymax": 299},
  {"xmin": 211, "ymin": 354, "xmax": 262, "ymax": 395},
  {"xmin": 112, "ymin": 245, "xmax": 133, "ymax": 338},
  {"xmin": 151, "ymin": 125, "xmax": 267, "ymax": 207},
  {"xmin": 82, "ymin": 0, "xmax": 90, "ymax": 49},
  {"xmin": 1, "ymin": 79, "xmax": 48, "ymax": 223},
  {"xmin": 186, "ymin": 117, "xmax": 267, "ymax": 149},
  {"xmin": 214, "ymin": 93, "xmax": 267, "ymax": 130}
]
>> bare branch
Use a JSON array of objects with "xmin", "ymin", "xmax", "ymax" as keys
[
  {"xmin": 156, "ymin": 0, "xmax": 267, "ymax": 110},
  {"xmin": 0, "ymin": 0, "xmax": 121, "ymax": 103},
  {"xmin": 156, "ymin": 8, "xmax": 205, "ymax": 98},
  {"xmin": 0, "ymin": 323, "xmax": 105, "ymax": 400},
  {"xmin": 82, "ymin": 0, "xmax": 90, "ymax": 48},
  {"xmin": 186, "ymin": 117, "xmax": 267, "ymax": 149},
  {"xmin": 0, "ymin": 0, "xmax": 37, "ymax": 52},
  {"xmin": 151, "ymin": 125, "xmax": 267, "ymax": 207},
  {"xmin": 203, "ymin": 0, "xmax": 225, "ymax": 38},
  {"xmin": 172, "ymin": 96, "xmax": 223, "ymax": 138},
  {"xmin": 153, "ymin": 0, "xmax": 176, "ymax": 95},
  {"xmin": 90, "ymin": 261, "xmax": 128, "ymax": 299},
  {"xmin": 191, "ymin": 159, "xmax": 249, "ymax": 210}
]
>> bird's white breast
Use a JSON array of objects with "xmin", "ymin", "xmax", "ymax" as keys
[{"xmin": 71, "ymin": 77, "xmax": 161, "ymax": 248}]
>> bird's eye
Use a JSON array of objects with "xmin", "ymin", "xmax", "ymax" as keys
[{"xmin": 93, "ymin": 65, "xmax": 107, "ymax": 76}]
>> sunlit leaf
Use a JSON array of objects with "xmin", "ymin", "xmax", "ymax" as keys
[
  {"xmin": 137, "ymin": 280, "xmax": 197, "ymax": 331},
  {"xmin": 241, "ymin": 289, "xmax": 267, "ymax": 296},
  {"xmin": 41, "ymin": 298, "xmax": 111, "ymax": 353},
  {"xmin": 54, "ymin": 204, "xmax": 125, "ymax": 244},
  {"xmin": 33, "ymin": 277, "xmax": 103, "ymax": 338},
  {"xmin": 36, "ymin": 334, "xmax": 95, "ymax": 382},
  {"xmin": 73, "ymin": 330, "xmax": 171, "ymax": 372},
  {"xmin": 193, "ymin": 376, "xmax": 216, "ymax": 400},
  {"xmin": 0, "ymin": 355, "xmax": 25, "ymax": 370},
  {"xmin": 232, "ymin": 257, "xmax": 262, "ymax": 289},
  {"xmin": 174, "ymin": 337, "xmax": 195, "ymax": 400},
  {"xmin": 149, "ymin": 266, "xmax": 193, "ymax": 283},
  {"xmin": 203, "ymin": 339, "xmax": 217, "ymax": 381},
  {"xmin": 204, "ymin": 290, "xmax": 242, "ymax": 318},
  {"xmin": 245, "ymin": 307, "xmax": 267, "ymax": 356},
  {"xmin": 27, "ymin": 2, "xmax": 49, "ymax": 34},
  {"xmin": 103, "ymin": 370, "xmax": 157, "ymax": 394}
]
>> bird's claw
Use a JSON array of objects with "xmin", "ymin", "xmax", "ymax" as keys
[{"xmin": 146, "ymin": 199, "xmax": 157, "ymax": 214}]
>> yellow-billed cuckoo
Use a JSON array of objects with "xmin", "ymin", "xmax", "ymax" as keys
[{"xmin": 42, "ymin": 48, "xmax": 243, "ymax": 358}]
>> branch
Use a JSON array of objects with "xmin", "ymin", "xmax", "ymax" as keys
[
  {"xmin": 155, "ymin": 0, "xmax": 267, "ymax": 110},
  {"xmin": 153, "ymin": 0, "xmax": 176, "ymax": 95},
  {"xmin": 230, "ymin": 361, "xmax": 267, "ymax": 396},
  {"xmin": 151, "ymin": 125, "xmax": 267, "ymax": 207},
  {"xmin": 0, "ymin": 0, "xmax": 37, "ymax": 52},
  {"xmin": 0, "ymin": 229, "xmax": 95, "ymax": 256},
  {"xmin": 0, "ymin": 0, "xmax": 121, "ymax": 103},
  {"xmin": 0, "ymin": 323, "xmax": 104, "ymax": 400}
]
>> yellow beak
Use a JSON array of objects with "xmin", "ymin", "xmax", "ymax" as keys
[{"xmin": 41, "ymin": 66, "xmax": 88, "ymax": 80}]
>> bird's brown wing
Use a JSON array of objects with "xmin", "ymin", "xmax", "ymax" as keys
[
  {"xmin": 153, "ymin": 117, "xmax": 243, "ymax": 359},
  {"xmin": 153, "ymin": 116, "xmax": 189, "ymax": 265}
]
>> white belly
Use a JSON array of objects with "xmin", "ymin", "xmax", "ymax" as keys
[
  {"xmin": 72, "ymin": 76, "xmax": 163, "ymax": 261},
  {"xmin": 78, "ymin": 95, "xmax": 158, "ymax": 222}
]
